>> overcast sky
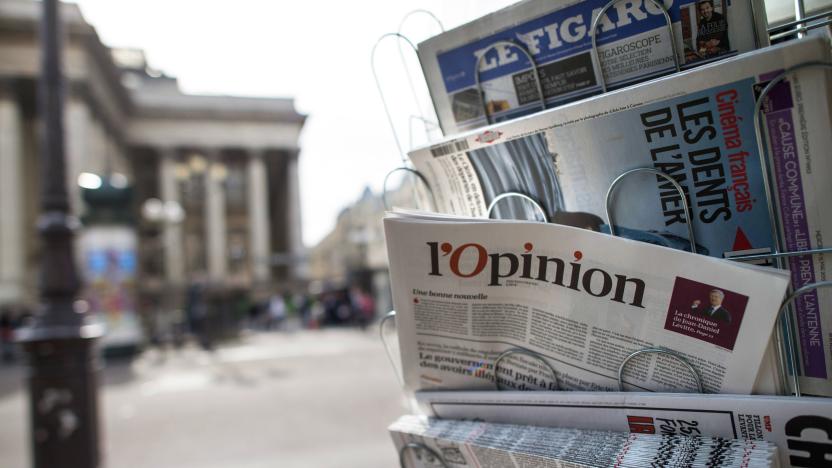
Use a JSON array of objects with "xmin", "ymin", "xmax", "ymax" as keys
[{"xmin": 68, "ymin": 0, "xmax": 519, "ymax": 247}]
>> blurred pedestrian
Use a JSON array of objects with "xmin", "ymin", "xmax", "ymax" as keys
[
  {"xmin": 247, "ymin": 299, "xmax": 263, "ymax": 330},
  {"xmin": 0, "ymin": 308, "xmax": 14, "ymax": 363},
  {"xmin": 361, "ymin": 291, "xmax": 375, "ymax": 327},
  {"xmin": 170, "ymin": 308, "xmax": 186, "ymax": 349},
  {"xmin": 335, "ymin": 291, "xmax": 352, "ymax": 324},
  {"xmin": 186, "ymin": 282, "xmax": 212, "ymax": 351},
  {"xmin": 308, "ymin": 297, "xmax": 324, "ymax": 329},
  {"xmin": 268, "ymin": 293, "xmax": 286, "ymax": 330},
  {"xmin": 322, "ymin": 292, "xmax": 337, "ymax": 325},
  {"xmin": 350, "ymin": 287, "xmax": 375, "ymax": 330}
]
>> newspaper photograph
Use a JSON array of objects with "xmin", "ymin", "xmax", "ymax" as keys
[
  {"xmin": 384, "ymin": 212, "xmax": 790, "ymax": 395},
  {"xmin": 417, "ymin": 0, "xmax": 768, "ymax": 133},
  {"xmin": 390, "ymin": 415, "xmax": 779, "ymax": 468},
  {"xmin": 417, "ymin": 391, "xmax": 832, "ymax": 468},
  {"xmin": 409, "ymin": 36, "xmax": 832, "ymax": 396}
]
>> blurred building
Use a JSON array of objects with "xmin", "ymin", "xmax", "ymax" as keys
[
  {"xmin": 0, "ymin": 1, "xmax": 306, "ymax": 317},
  {"xmin": 309, "ymin": 187, "xmax": 388, "ymax": 296},
  {"xmin": 308, "ymin": 179, "xmax": 428, "ymax": 317}
]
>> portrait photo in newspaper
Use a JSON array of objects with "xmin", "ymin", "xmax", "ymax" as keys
[{"xmin": 664, "ymin": 277, "xmax": 748, "ymax": 350}]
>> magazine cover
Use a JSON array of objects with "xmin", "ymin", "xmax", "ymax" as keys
[
  {"xmin": 417, "ymin": 390, "xmax": 832, "ymax": 468},
  {"xmin": 418, "ymin": 0, "xmax": 769, "ymax": 133},
  {"xmin": 408, "ymin": 36, "xmax": 832, "ymax": 395}
]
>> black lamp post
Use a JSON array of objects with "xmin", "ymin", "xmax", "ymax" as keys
[{"xmin": 16, "ymin": 1, "xmax": 103, "ymax": 467}]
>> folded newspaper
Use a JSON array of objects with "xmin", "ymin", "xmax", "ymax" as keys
[
  {"xmin": 417, "ymin": 390, "xmax": 832, "ymax": 468},
  {"xmin": 418, "ymin": 0, "xmax": 769, "ymax": 133},
  {"xmin": 390, "ymin": 415, "xmax": 779, "ymax": 467},
  {"xmin": 409, "ymin": 36, "xmax": 832, "ymax": 396},
  {"xmin": 384, "ymin": 211, "xmax": 790, "ymax": 395}
]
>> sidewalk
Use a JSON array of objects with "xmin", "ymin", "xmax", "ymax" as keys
[{"xmin": 0, "ymin": 326, "xmax": 406, "ymax": 468}]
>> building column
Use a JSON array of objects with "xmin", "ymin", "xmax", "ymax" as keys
[
  {"xmin": 87, "ymin": 116, "xmax": 107, "ymax": 175},
  {"xmin": 64, "ymin": 96, "xmax": 89, "ymax": 215},
  {"xmin": 205, "ymin": 149, "xmax": 227, "ymax": 280},
  {"xmin": 286, "ymin": 149, "xmax": 305, "ymax": 280},
  {"xmin": 0, "ymin": 83, "xmax": 25, "ymax": 304},
  {"xmin": 110, "ymin": 137, "xmax": 129, "ymax": 178},
  {"xmin": 247, "ymin": 150, "xmax": 271, "ymax": 283},
  {"xmin": 159, "ymin": 148, "xmax": 185, "ymax": 284}
]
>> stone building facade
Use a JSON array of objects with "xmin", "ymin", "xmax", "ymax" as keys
[
  {"xmin": 0, "ymin": 1, "xmax": 306, "ymax": 314},
  {"xmin": 307, "ymin": 179, "xmax": 428, "ymax": 318}
]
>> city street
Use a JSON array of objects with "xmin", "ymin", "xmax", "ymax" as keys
[{"xmin": 0, "ymin": 326, "xmax": 408, "ymax": 468}]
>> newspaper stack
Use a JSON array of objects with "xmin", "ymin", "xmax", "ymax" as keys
[
  {"xmin": 384, "ymin": 210, "xmax": 790, "ymax": 395},
  {"xmin": 390, "ymin": 415, "xmax": 779, "ymax": 467},
  {"xmin": 408, "ymin": 35, "xmax": 832, "ymax": 396},
  {"xmin": 416, "ymin": 390, "xmax": 832, "ymax": 468}
]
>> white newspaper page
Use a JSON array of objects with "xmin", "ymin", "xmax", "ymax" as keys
[
  {"xmin": 385, "ymin": 212, "xmax": 790, "ymax": 395},
  {"xmin": 417, "ymin": 390, "xmax": 832, "ymax": 468}
]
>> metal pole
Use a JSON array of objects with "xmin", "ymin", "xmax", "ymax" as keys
[
  {"xmin": 795, "ymin": 0, "xmax": 806, "ymax": 38},
  {"xmin": 17, "ymin": 1, "xmax": 103, "ymax": 467}
]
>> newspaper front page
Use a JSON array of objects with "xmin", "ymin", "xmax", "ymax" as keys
[
  {"xmin": 417, "ymin": 390, "xmax": 832, "ymax": 468},
  {"xmin": 385, "ymin": 212, "xmax": 790, "ymax": 395},
  {"xmin": 418, "ymin": 0, "xmax": 768, "ymax": 133},
  {"xmin": 409, "ymin": 36, "xmax": 832, "ymax": 396},
  {"xmin": 390, "ymin": 415, "xmax": 779, "ymax": 468}
]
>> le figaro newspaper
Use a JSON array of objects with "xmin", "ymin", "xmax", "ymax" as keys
[
  {"xmin": 418, "ymin": 0, "xmax": 768, "ymax": 133},
  {"xmin": 416, "ymin": 391, "xmax": 832, "ymax": 468},
  {"xmin": 384, "ymin": 211, "xmax": 790, "ymax": 395},
  {"xmin": 408, "ymin": 36, "xmax": 832, "ymax": 396}
]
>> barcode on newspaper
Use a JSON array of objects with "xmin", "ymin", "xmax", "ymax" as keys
[{"xmin": 430, "ymin": 140, "xmax": 470, "ymax": 157}]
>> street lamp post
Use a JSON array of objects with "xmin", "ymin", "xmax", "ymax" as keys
[{"xmin": 17, "ymin": 1, "xmax": 103, "ymax": 467}]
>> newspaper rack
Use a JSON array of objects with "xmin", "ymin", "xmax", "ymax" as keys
[
  {"xmin": 472, "ymin": 0, "xmax": 683, "ymax": 123},
  {"xmin": 494, "ymin": 347, "xmax": 560, "ymax": 390},
  {"xmin": 372, "ymin": 10, "xmax": 445, "ymax": 160},
  {"xmin": 485, "ymin": 192, "xmax": 547, "ymax": 222},
  {"xmin": 777, "ymin": 281, "xmax": 832, "ymax": 396},
  {"xmin": 382, "ymin": 4, "xmax": 711, "ymax": 212},
  {"xmin": 379, "ymin": 312, "xmax": 708, "ymax": 393},
  {"xmin": 396, "ymin": 10, "xmax": 445, "ymax": 148},
  {"xmin": 749, "ymin": 61, "xmax": 832, "ymax": 264},
  {"xmin": 768, "ymin": 8, "xmax": 832, "ymax": 41},
  {"xmin": 605, "ymin": 167, "xmax": 698, "ymax": 254},
  {"xmin": 381, "ymin": 64, "xmax": 832, "ymax": 399},
  {"xmin": 377, "ymin": 7, "xmax": 832, "ymax": 467},
  {"xmin": 382, "ymin": 166, "xmax": 436, "ymax": 212},
  {"xmin": 380, "ymin": 288, "xmax": 832, "ymax": 396},
  {"xmin": 618, "ymin": 347, "xmax": 705, "ymax": 392},
  {"xmin": 590, "ymin": 0, "xmax": 680, "ymax": 93},
  {"xmin": 600, "ymin": 60, "xmax": 832, "ymax": 396},
  {"xmin": 380, "ymin": 310, "xmax": 404, "ymax": 386},
  {"xmin": 398, "ymin": 9, "xmax": 444, "ymax": 34},
  {"xmin": 383, "ymin": 59, "xmax": 832, "ymax": 389},
  {"xmin": 371, "ymin": 32, "xmax": 422, "ymax": 164},
  {"xmin": 474, "ymin": 40, "xmax": 546, "ymax": 125},
  {"xmin": 373, "ymin": 21, "xmax": 447, "ymax": 214}
]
